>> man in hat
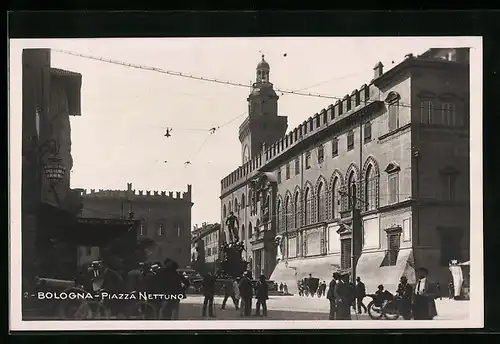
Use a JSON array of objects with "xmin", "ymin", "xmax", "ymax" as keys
[
  {"xmin": 326, "ymin": 272, "xmax": 340, "ymax": 320},
  {"xmin": 334, "ymin": 273, "xmax": 353, "ymax": 320},
  {"xmin": 412, "ymin": 267, "xmax": 438, "ymax": 320},
  {"xmin": 354, "ymin": 276, "xmax": 367, "ymax": 314},
  {"xmin": 396, "ymin": 276, "xmax": 413, "ymax": 320}
]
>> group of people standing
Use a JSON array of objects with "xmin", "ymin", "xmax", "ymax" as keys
[
  {"xmin": 201, "ymin": 271, "xmax": 270, "ymax": 318},
  {"xmin": 326, "ymin": 267, "xmax": 440, "ymax": 320}
]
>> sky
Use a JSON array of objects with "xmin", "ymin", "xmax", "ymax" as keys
[{"xmin": 9, "ymin": 37, "xmax": 478, "ymax": 227}]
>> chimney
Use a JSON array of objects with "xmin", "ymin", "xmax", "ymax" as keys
[
  {"xmin": 127, "ymin": 183, "xmax": 132, "ymax": 191},
  {"xmin": 373, "ymin": 62, "xmax": 384, "ymax": 79}
]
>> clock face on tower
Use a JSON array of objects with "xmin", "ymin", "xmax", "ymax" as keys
[{"xmin": 243, "ymin": 145, "xmax": 250, "ymax": 163}]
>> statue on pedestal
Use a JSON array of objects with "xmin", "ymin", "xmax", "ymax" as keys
[
  {"xmin": 219, "ymin": 241, "xmax": 247, "ymax": 279},
  {"xmin": 225, "ymin": 211, "xmax": 239, "ymax": 243}
]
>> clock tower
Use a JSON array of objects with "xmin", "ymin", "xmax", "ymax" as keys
[{"xmin": 239, "ymin": 55, "xmax": 288, "ymax": 164}]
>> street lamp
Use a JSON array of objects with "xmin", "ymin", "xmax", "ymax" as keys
[{"xmin": 43, "ymin": 155, "xmax": 66, "ymax": 185}]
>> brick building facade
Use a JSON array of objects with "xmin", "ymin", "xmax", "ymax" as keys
[
  {"xmin": 80, "ymin": 183, "xmax": 193, "ymax": 268},
  {"xmin": 220, "ymin": 48, "xmax": 470, "ymax": 293}
]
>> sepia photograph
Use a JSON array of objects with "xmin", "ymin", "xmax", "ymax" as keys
[{"xmin": 9, "ymin": 36, "xmax": 483, "ymax": 330}]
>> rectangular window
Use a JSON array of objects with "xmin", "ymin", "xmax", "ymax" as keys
[
  {"xmin": 305, "ymin": 151, "xmax": 311, "ymax": 169},
  {"xmin": 364, "ymin": 122, "xmax": 372, "ymax": 143},
  {"xmin": 403, "ymin": 218, "xmax": 411, "ymax": 241},
  {"xmin": 347, "ymin": 131, "xmax": 354, "ymax": 151},
  {"xmin": 277, "ymin": 169, "xmax": 282, "ymax": 184},
  {"xmin": 442, "ymin": 102, "xmax": 456, "ymax": 126},
  {"xmin": 286, "ymin": 163, "xmax": 290, "ymax": 179},
  {"xmin": 331, "ymin": 138, "xmax": 339, "ymax": 157},
  {"xmin": 157, "ymin": 224, "xmax": 165, "ymax": 236},
  {"xmin": 420, "ymin": 100, "xmax": 433, "ymax": 124},
  {"xmin": 295, "ymin": 158, "xmax": 300, "ymax": 175},
  {"xmin": 317, "ymin": 144, "xmax": 324, "ymax": 163},
  {"xmin": 388, "ymin": 173, "xmax": 399, "ymax": 204},
  {"xmin": 387, "ymin": 233, "xmax": 400, "ymax": 266},
  {"xmin": 85, "ymin": 247, "xmax": 92, "ymax": 256},
  {"xmin": 388, "ymin": 101, "xmax": 400, "ymax": 132},
  {"xmin": 443, "ymin": 173, "xmax": 457, "ymax": 200},
  {"xmin": 341, "ymin": 238, "xmax": 352, "ymax": 270}
]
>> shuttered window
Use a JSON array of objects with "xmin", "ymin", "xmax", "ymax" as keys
[{"xmin": 341, "ymin": 238, "xmax": 352, "ymax": 270}]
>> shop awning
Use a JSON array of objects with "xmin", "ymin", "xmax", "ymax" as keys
[
  {"xmin": 356, "ymin": 249, "xmax": 415, "ymax": 294},
  {"xmin": 270, "ymin": 255, "xmax": 341, "ymax": 294}
]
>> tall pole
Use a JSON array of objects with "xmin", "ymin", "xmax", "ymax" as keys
[{"xmin": 351, "ymin": 108, "xmax": 364, "ymax": 311}]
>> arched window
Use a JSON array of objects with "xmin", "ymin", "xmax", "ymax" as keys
[
  {"xmin": 241, "ymin": 224, "xmax": 245, "ymax": 242},
  {"xmin": 241, "ymin": 193, "xmax": 246, "ymax": 208},
  {"xmin": 256, "ymin": 219, "xmax": 261, "ymax": 236},
  {"xmin": 294, "ymin": 192, "xmax": 300, "ymax": 228},
  {"xmin": 365, "ymin": 165, "xmax": 377, "ymax": 211},
  {"xmin": 285, "ymin": 196, "xmax": 290, "ymax": 232},
  {"xmin": 228, "ymin": 201, "xmax": 232, "ymax": 214},
  {"xmin": 248, "ymin": 193, "xmax": 251, "ymax": 208},
  {"xmin": 332, "ymin": 177, "xmax": 340, "ymax": 219},
  {"xmin": 223, "ymin": 204, "xmax": 227, "ymax": 218},
  {"xmin": 304, "ymin": 187, "xmax": 311, "ymax": 226},
  {"xmin": 234, "ymin": 199, "xmax": 239, "ymax": 213},
  {"xmin": 348, "ymin": 171, "xmax": 357, "ymax": 209},
  {"xmin": 276, "ymin": 199, "xmax": 281, "ymax": 232},
  {"xmin": 248, "ymin": 222, "xmax": 253, "ymax": 239},
  {"xmin": 317, "ymin": 182, "xmax": 326, "ymax": 222}
]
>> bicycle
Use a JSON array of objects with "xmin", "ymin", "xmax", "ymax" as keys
[{"xmin": 366, "ymin": 294, "xmax": 401, "ymax": 320}]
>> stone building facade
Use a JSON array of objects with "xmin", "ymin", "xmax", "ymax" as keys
[
  {"xmin": 220, "ymin": 48, "xmax": 470, "ymax": 293},
  {"xmin": 22, "ymin": 48, "xmax": 84, "ymax": 280},
  {"xmin": 80, "ymin": 183, "xmax": 193, "ymax": 268},
  {"xmin": 191, "ymin": 223, "xmax": 221, "ymax": 273}
]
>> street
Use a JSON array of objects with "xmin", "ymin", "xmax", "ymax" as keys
[{"xmin": 23, "ymin": 295, "xmax": 470, "ymax": 321}]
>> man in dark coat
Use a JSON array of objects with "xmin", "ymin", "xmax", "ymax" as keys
[
  {"xmin": 354, "ymin": 276, "xmax": 367, "ymax": 314},
  {"xmin": 225, "ymin": 212, "xmax": 239, "ymax": 242},
  {"xmin": 239, "ymin": 272, "xmax": 253, "ymax": 316},
  {"xmin": 334, "ymin": 273, "xmax": 353, "ymax": 320},
  {"xmin": 202, "ymin": 272, "xmax": 217, "ymax": 317},
  {"xmin": 255, "ymin": 275, "xmax": 269, "ymax": 316},
  {"xmin": 396, "ymin": 276, "xmax": 413, "ymax": 320},
  {"xmin": 327, "ymin": 272, "xmax": 340, "ymax": 320},
  {"xmin": 158, "ymin": 259, "xmax": 189, "ymax": 320},
  {"xmin": 412, "ymin": 267, "xmax": 438, "ymax": 320}
]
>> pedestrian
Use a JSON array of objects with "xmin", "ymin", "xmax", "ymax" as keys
[
  {"xmin": 233, "ymin": 278, "xmax": 241, "ymax": 310},
  {"xmin": 334, "ymin": 273, "xmax": 352, "ymax": 320},
  {"xmin": 327, "ymin": 272, "xmax": 340, "ymax": 320},
  {"xmin": 202, "ymin": 272, "xmax": 216, "ymax": 317},
  {"xmin": 255, "ymin": 274, "xmax": 269, "ymax": 316},
  {"xmin": 297, "ymin": 280, "xmax": 303, "ymax": 296},
  {"xmin": 239, "ymin": 271, "xmax": 253, "ymax": 316},
  {"xmin": 412, "ymin": 267, "xmax": 438, "ymax": 320},
  {"xmin": 283, "ymin": 283, "xmax": 288, "ymax": 295},
  {"xmin": 279, "ymin": 282, "xmax": 284, "ymax": 293},
  {"xmin": 354, "ymin": 276, "xmax": 367, "ymax": 314},
  {"xmin": 159, "ymin": 258, "xmax": 189, "ymax": 320},
  {"xmin": 448, "ymin": 281, "xmax": 454, "ymax": 299},
  {"xmin": 307, "ymin": 273, "xmax": 315, "ymax": 298},
  {"xmin": 396, "ymin": 276, "xmax": 413, "ymax": 320},
  {"xmin": 318, "ymin": 281, "xmax": 327, "ymax": 297},
  {"xmin": 221, "ymin": 279, "xmax": 239, "ymax": 310}
]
